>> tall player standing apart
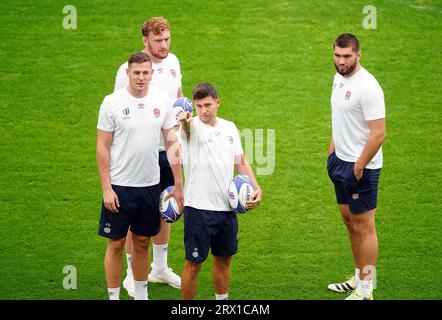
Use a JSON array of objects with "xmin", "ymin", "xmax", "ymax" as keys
[
  {"xmin": 114, "ymin": 17, "xmax": 183, "ymax": 295},
  {"xmin": 178, "ymin": 83, "xmax": 262, "ymax": 300},
  {"xmin": 326, "ymin": 34, "xmax": 387, "ymax": 300},
  {"xmin": 97, "ymin": 52, "xmax": 183, "ymax": 300}
]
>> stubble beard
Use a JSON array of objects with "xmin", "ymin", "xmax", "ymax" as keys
[{"xmin": 335, "ymin": 61, "xmax": 357, "ymax": 76}]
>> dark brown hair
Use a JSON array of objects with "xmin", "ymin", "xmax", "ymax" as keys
[
  {"xmin": 334, "ymin": 33, "xmax": 360, "ymax": 52},
  {"xmin": 192, "ymin": 83, "xmax": 219, "ymax": 100},
  {"xmin": 128, "ymin": 52, "xmax": 151, "ymax": 67}
]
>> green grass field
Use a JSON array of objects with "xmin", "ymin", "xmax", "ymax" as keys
[{"xmin": 0, "ymin": 0, "xmax": 441, "ymax": 300}]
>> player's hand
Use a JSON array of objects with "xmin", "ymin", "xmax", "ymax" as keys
[
  {"xmin": 178, "ymin": 111, "xmax": 193, "ymax": 123},
  {"xmin": 165, "ymin": 184, "xmax": 184, "ymax": 213},
  {"xmin": 103, "ymin": 188, "xmax": 120, "ymax": 213},
  {"xmin": 246, "ymin": 188, "xmax": 262, "ymax": 209},
  {"xmin": 353, "ymin": 163, "xmax": 364, "ymax": 181}
]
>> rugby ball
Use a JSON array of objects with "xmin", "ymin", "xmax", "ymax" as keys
[
  {"xmin": 159, "ymin": 186, "xmax": 182, "ymax": 223},
  {"xmin": 173, "ymin": 97, "xmax": 193, "ymax": 120},
  {"xmin": 228, "ymin": 175, "xmax": 255, "ymax": 214}
]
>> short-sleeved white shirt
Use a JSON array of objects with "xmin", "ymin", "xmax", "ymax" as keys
[
  {"xmin": 114, "ymin": 53, "xmax": 182, "ymax": 151},
  {"xmin": 97, "ymin": 87, "xmax": 176, "ymax": 187},
  {"xmin": 331, "ymin": 67, "xmax": 386, "ymax": 169},
  {"xmin": 180, "ymin": 117, "xmax": 244, "ymax": 211}
]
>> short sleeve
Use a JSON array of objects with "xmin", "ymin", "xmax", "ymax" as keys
[
  {"xmin": 114, "ymin": 63, "xmax": 128, "ymax": 92},
  {"xmin": 232, "ymin": 123, "xmax": 244, "ymax": 156},
  {"xmin": 97, "ymin": 97, "xmax": 114, "ymax": 132},
  {"xmin": 162, "ymin": 98, "xmax": 177, "ymax": 130},
  {"xmin": 176, "ymin": 58, "xmax": 183, "ymax": 88},
  {"xmin": 361, "ymin": 84, "xmax": 386, "ymax": 121}
]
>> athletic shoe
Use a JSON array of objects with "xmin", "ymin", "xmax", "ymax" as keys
[
  {"xmin": 328, "ymin": 276, "xmax": 358, "ymax": 293},
  {"xmin": 123, "ymin": 273, "xmax": 135, "ymax": 297},
  {"xmin": 148, "ymin": 266, "xmax": 181, "ymax": 289},
  {"xmin": 345, "ymin": 289, "xmax": 373, "ymax": 300}
]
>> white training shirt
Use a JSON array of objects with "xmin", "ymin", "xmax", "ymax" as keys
[
  {"xmin": 180, "ymin": 117, "xmax": 244, "ymax": 211},
  {"xmin": 114, "ymin": 53, "xmax": 182, "ymax": 151},
  {"xmin": 331, "ymin": 67, "xmax": 386, "ymax": 169},
  {"xmin": 97, "ymin": 86, "xmax": 176, "ymax": 187}
]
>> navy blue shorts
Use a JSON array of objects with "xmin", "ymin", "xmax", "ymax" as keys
[
  {"xmin": 98, "ymin": 184, "xmax": 161, "ymax": 239},
  {"xmin": 184, "ymin": 206, "xmax": 238, "ymax": 263},
  {"xmin": 327, "ymin": 152, "xmax": 381, "ymax": 214},
  {"xmin": 159, "ymin": 151, "xmax": 174, "ymax": 192}
]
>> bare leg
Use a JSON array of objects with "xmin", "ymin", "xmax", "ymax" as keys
[
  {"xmin": 131, "ymin": 234, "xmax": 151, "ymax": 281},
  {"xmin": 212, "ymin": 256, "xmax": 232, "ymax": 295},
  {"xmin": 181, "ymin": 260, "xmax": 202, "ymax": 300},
  {"xmin": 350, "ymin": 209, "xmax": 378, "ymax": 280},
  {"xmin": 125, "ymin": 230, "xmax": 133, "ymax": 254},
  {"xmin": 152, "ymin": 220, "xmax": 170, "ymax": 245},
  {"xmin": 339, "ymin": 204, "xmax": 360, "ymax": 270},
  {"xmin": 104, "ymin": 238, "xmax": 125, "ymax": 288}
]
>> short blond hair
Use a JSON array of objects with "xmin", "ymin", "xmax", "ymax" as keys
[{"xmin": 141, "ymin": 16, "xmax": 170, "ymax": 37}]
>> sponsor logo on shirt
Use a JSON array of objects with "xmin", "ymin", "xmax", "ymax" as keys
[
  {"xmin": 171, "ymin": 69, "xmax": 177, "ymax": 78},
  {"xmin": 339, "ymin": 83, "xmax": 344, "ymax": 88},
  {"xmin": 227, "ymin": 135, "xmax": 233, "ymax": 144},
  {"xmin": 345, "ymin": 91, "xmax": 351, "ymax": 100},
  {"xmin": 137, "ymin": 103, "xmax": 145, "ymax": 109},
  {"xmin": 153, "ymin": 108, "xmax": 161, "ymax": 118},
  {"xmin": 157, "ymin": 68, "xmax": 164, "ymax": 74}
]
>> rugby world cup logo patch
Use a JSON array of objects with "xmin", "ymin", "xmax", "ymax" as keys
[
  {"xmin": 153, "ymin": 108, "xmax": 161, "ymax": 118},
  {"xmin": 122, "ymin": 107, "xmax": 131, "ymax": 120}
]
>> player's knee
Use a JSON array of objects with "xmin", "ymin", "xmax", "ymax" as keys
[
  {"xmin": 342, "ymin": 216, "xmax": 353, "ymax": 230},
  {"xmin": 214, "ymin": 256, "xmax": 232, "ymax": 268},
  {"xmin": 108, "ymin": 238, "xmax": 125, "ymax": 253},
  {"xmin": 132, "ymin": 235, "xmax": 150, "ymax": 251},
  {"xmin": 352, "ymin": 220, "xmax": 375, "ymax": 237},
  {"xmin": 185, "ymin": 261, "xmax": 202, "ymax": 278}
]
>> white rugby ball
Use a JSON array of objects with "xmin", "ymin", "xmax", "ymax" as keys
[
  {"xmin": 159, "ymin": 186, "xmax": 182, "ymax": 223},
  {"xmin": 228, "ymin": 175, "xmax": 255, "ymax": 214},
  {"xmin": 173, "ymin": 97, "xmax": 193, "ymax": 120}
]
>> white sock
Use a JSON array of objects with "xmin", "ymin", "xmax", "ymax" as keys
[
  {"xmin": 134, "ymin": 280, "xmax": 148, "ymax": 300},
  {"xmin": 152, "ymin": 243, "xmax": 168, "ymax": 271},
  {"xmin": 354, "ymin": 268, "xmax": 361, "ymax": 286},
  {"xmin": 359, "ymin": 280, "xmax": 373, "ymax": 298},
  {"xmin": 215, "ymin": 293, "xmax": 229, "ymax": 300},
  {"xmin": 126, "ymin": 253, "xmax": 133, "ymax": 276},
  {"xmin": 108, "ymin": 287, "xmax": 120, "ymax": 300}
]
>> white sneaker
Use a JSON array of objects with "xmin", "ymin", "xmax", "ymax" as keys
[
  {"xmin": 328, "ymin": 276, "xmax": 358, "ymax": 293},
  {"xmin": 123, "ymin": 273, "xmax": 135, "ymax": 297},
  {"xmin": 345, "ymin": 288, "xmax": 373, "ymax": 300},
  {"xmin": 148, "ymin": 266, "xmax": 181, "ymax": 289}
]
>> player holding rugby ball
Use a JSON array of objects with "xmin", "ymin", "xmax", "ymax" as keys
[{"xmin": 177, "ymin": 83, "xmax": 262, "ymax": 300}]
